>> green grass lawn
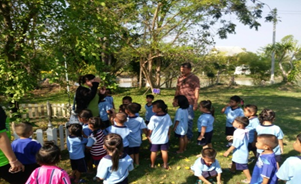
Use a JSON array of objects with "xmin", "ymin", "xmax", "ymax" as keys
[{"xmin": 15, "ymin": 84, "xmax": 301, "ymax": 183}]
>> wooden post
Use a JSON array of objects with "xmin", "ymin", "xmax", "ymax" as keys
[
  {"xmin": 47, "ymin": 127, "xmax": 57, "ymax": 145},
  {"xmin": 36, "ymin": 129, "xmax": 44, "ymax": 145},
  {"xmin": 59, "ymin": 125, "xmax": 65, "ymax": 150}
]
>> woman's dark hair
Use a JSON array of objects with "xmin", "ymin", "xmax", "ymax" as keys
[
  {"xmin": 104, "ymin": 133, "xmax": 123, "ymax": 171},
  {"xmin": 234, "ymin": 116, "xmax": 249, "ymax": 128},
  {"xmin": 244, "ymin": 104, "xmax": 258, "ymax": 116},
  {"xmin": 174, "ymin": 95, "xmax": 189, "ymax": 109},
  {"xmin": 152, "ymin": 100, "xmax": 168, "ymax": 113},
  {"xmin": 259, "ymin": 109, "xmax": 275, "ymax": 124},
  {"xmin": 78, "ymin": 74, "xmax": 95, "ymax": 85},
  {"xmin": 89, "ymin": 117, "xmax": 104, "ymax": 135},
  {"xmin": 68, "ymin": 124, "xmax": 82, "ymax": 137},
  {"xmin": 36, "ymin": 141, "xmax": 60, "ymax": 165},
  {"xmin": 230, "ymin": 95, "xmax": 244, "ymax": 108},
  {"xmin": 201, "ymin": 148, "xmax": 217, "ymax": 159},
  {"xmin": 78, "ymin": 109, "xmax": 93, "ymax": 122},
  {"xmin": 200, "ymin": 100, "xmax": 215, "ymax": 116}
]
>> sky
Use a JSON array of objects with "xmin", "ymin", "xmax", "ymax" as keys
[{"xmin": 213, "ymin": 0, "xmax": 301, "ymax": 53}]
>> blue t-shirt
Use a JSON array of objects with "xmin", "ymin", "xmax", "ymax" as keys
[
  {"xmin": 104, "ymin": 96, "xmax": 114, "ymax": 108},
  {"xmin": 276, "ymin": 156, "xmax": 301, "ymax": 184},
  {"xmin": 67, "ymin": 136, "xmax": 87, "ymax": 160},
  {"xmin": 11, "ymin": 138, "xmax": 41, "ymax": 165},
  {"xmin": 96, "ymin": 153, "xmax": 133, "ymax": 184},
  {"xmin": 191, "ymin": 157, "xmax": 222, "ymax": 177},
  {"xmin": 256, "ymin": 124, "xmax": 284, "ymax": 155},
  {"xmin": 106, "ymin": 125, "xmax": 131, "ymax": 147},
  {"xmin": 197, "ymin": 113, "xmax": 214, "ymax": 133},
  {"xmin": 174, "ymin": 108, "xmax": 188, "ymax": 135},
  {"xmin": 251, "ymin": 153, "xmax": 278, "ymax": 184},
  {"xmin": 124, "ymin": 116, "xmax": 147, "ymax": 147},
  {"xmin": 232, "ymin": 129, "xmax": 249, "ymax": 164},
  {"xmin": 98, "ymin": 100, "xmax": 112, "ymax": 121},
  {"xmin": 145, "ymin": 104, "xmax": 155, "ymax": 121},
  {"xmin": 82, "ymin": 124, "xmax": 92, "ymax": 143},
  {"xmin": 147, "ymin": 114, "xmax": 172, "ymax": 144},
  {"xmin": 246, "ymin": 117, "xmax": 260, "ymax": 143},
  {"xmin": 224, "ymin": 107, "xmax": 244, "ymax": 127}
]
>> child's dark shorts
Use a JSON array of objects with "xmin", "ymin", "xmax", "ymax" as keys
[
  {"xmin": 128, "ymin": 147, "xmax": 140, "ymax": 155},
  {"xmin": 232, "ymin": 161, "xmax": 248, "ymax": 170},
  {"xmin": 197, "ymin": 131, "xmax": 213, "ymax": 146},
  {"xmin": 71, "ymin": 158, "xmax": 87, "ymax": 172},
  {"xmin": 150, "ymin": 142, "xmax": 169, "ymax": 152},
  {"xmin": 202, "ymin": 170, "xmax": 218, "ymax": 178},
  {"xmin": 174, "ymin": 133, "xmax": 186, "ymax": 138},
  {"xmin": 225, "ymin": 127, "xmax": 235, "ymax": 136}
]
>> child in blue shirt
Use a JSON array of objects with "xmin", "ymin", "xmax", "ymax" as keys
[
  {"xmin": 277, "ymin": 133, "xmax": 301, "ymax": 184},
  {"xmin": 147, "ymin": 100, "xmax": 172, "ymax": 169},
  {"xmin": 98, "ymin": 94, "xmax": 113, "ymax": 128},
  {"xmin": 106, "ymin": 112, "xmax": 131, "ymax": 154},
  {"xmin": 145, "ymin": 94, "xmax": 155, "ymax": 125},
  {"xmin": 125, "ymin": 103, "xmax": 147, "ymax": 167},
  {"xmin": 104, "ymin": 88, "xmax": 115, "ymax": 109},
  {"xmin": 197, "ymin": 100, "xmax": 215, "ymax": 149},
  {"xmin": 223, "ymin": 117, "xmax": 251, "ymax": 184},
  {"xmin": 251, "ymin": 134, "xmax": 278, "ymax": 184},
  {"xmin": 96, "ymin": 133, "xmax": 134, "ymax": 184},
  {"xmin": 173, "ymin": 95, "xmax": 189, "ymax": 153},
  {"xmin": 244, "ymin": 104, "xmax": 260, "ymax": 157},
  {"xmin": 11, "ymin": 122, "xmax": 41, "ymax": 184},
  {"xmin": 256, "ymin": 109, "xmax": 284, "ymax": 168},
  {"xmin": 191, "ymin": 148, "xmax": 222, "ymax": 184},
  {"xmin": 67, "ymin": 124, "xmax": 87, "ymax": 183},
  {"xmin": 221, "ymin": 95, "xmax": 244, "ymax": 147}
]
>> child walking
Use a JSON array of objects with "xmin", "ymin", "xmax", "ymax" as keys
[
  {"xmin": 172, "ymin": 95, "xmax": 189, "ymax": 153},
  {"xmin": 125, "ymin": 103, "xmax": 147, "ymax": 167},
  {"xmin": 11, "ymin": 122, "xmax": 41, "ymax": 184},
  {"xmin": 223, "ymin": 117, "xmax": 251, "ymax": 184},
  {"xmin": 221, "ymin": 95, "xmax": 244, "ymax": 147},
  {"xmin": 277, "ymin": 133, "xmax": 301, "ymax": 183},
  {"xmin": 147, "ymin": 100, "xmax": 173, "ymax": 169},
  {"xmin": 26, "ymin": 141, "xmax": 71, "ymax": 184},
  {"xmin": 67, "ymin": 124, "xmax": 87, "ymax": 183},
  {"xmin": 191, "ymin": 148, "xmax": 222, "ymax": 184},
  {"xmin": 145, "ymin": 94, "xmax": 155, "ymax": 125},
  {"xmin": 250, "ymin": 134, "xmax": 278, "ymax": 184},
  {"xmin": 96, "ymin": 133, "xmax": 134, "ymax": 183},
  {"xmin": 197, "ymin": 100, "xmax": 215, "ymax": 149},
  {"xmin": 256, "ymin": 109, "xmax": 284, "ymax": 168},
  {"xmin": 244, "ymin": 105, "xmax": 260, "ymax": 158},
  {"xmin": 105, "ymin": 88, "xmax": 115, "ymax": 109}
]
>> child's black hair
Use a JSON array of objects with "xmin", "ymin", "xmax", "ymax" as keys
[
  {"xmin": 78, "ymin": 74, "xmax": 95, "ymax": 85},
  {"xmin": 234, "ymin": 116, "xmax": 249, "ymax": 128},
  {"xmin": 68, "ymin": 124, "xmax": 82, "ymax": 137},
  {"xmin": 244, "ymin": 104, "xmax": 258, "ymax": 116},
  {"xmin": 122, "ymin": 96, "xmax": 132, "ymax": 103},
  {"xmin": 146, "ymin": 94, "xmax": 154, "ymax": 100},
  {"xmin": 126, "ymin": 103, "xmax": 141, "ymax": 114},
  {"xmin": 230, "ymin": 95, "xmax": 244, "ymax": 108},
  {"xmin": 36, "ymin": 141, "xmax": 61, "ymax": 165},
  {"xmin": 104, "ymin": 133, "xmax": 124, "ymax": 171},
  {"xmin": 257, "ymin": 134, "xmax": 278, "ymax": 150},
  {"xmin": 105, "ymin": 88, "xmax": 112, "ymax": 94},
  {"xmin": 89, "ymin": 117, "xmax": 104, "ymax": 135},
  {"xmin": 259, "ymin": 109, "xmax": 275, "ymax": 124},
  {"xmin": 119, "ymin": 104, "xmax": 127, "ymax": 113},
  {"xmin": 78, "ymin": 109, "xmax": 93, "ymax": 122},
  {"xmin": 200, "ymin": 100, "xmax": 215, "ymax": 116},
  {"xmin": 152, "ymin": 100, "xmax": 168, "ymax": 113},
  {"xmin": 174, "ymin": 95, "xmax": 189, "ymax": 109},
  {"xmin": 99, "ymin": 93, "xmax": 106, "ymax": 102},
  {"xmin": 14, "ymin": 121, "xmax": 33, "ymax": 137},
  {"xmin": 201, "ymin": 148, "xmax": 217, "ymax": 159}
]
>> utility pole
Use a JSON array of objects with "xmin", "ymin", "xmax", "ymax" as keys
[{"xmin": 270, "ymin": 8, "xmax": 277, "ymax": 84}]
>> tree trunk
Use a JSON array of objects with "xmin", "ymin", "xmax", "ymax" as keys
[
  {"xmin": 155, "ymin": 58, "xmax": 161, "ymax": 88},
  {"xmin": 139, "ymin": 57, "xmax": 143, "ymax": 89},
  {"xmin": 279, "ymin": 61, "xmax": 288, "ymax": 83}
]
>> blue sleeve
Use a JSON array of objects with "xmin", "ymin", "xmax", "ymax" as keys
[
  {"xmin": 232, "ymin": 137, "xmax": 243, "ymax": 148},
  {"xmin": 147, "ymin": 118, "xmax": 155, "ymax": 130},
  {"xmin": 224, "ymin": 107, "xmax": 229, "ymax": 115},
  {"xmin": 191, "ymin": 158, "xmax": 204, "ymax": 177},
  {"xmin": 200, "ymin": 117, "xmax": 208, "ymax": 127},
  {"xmin": 86, "ymin": 137, "xmax": 95, "ymax": 147},
  {"xmin": 277, "ymin": 128, "xmax": 284, "ymax": 139},
  {"xmin": 261, "ymin": 161, "xmax": 276, "ymax": 179},
  {"xmin": 140, "ymin": 120, "xmax": 147, "ymax": 130},
  {"xmin": 215, "ymin": 160, "xmax": 223, "ymax": 174},
  {"xmin": 239, "ymin": 109, "xmax": 244, "ymax": 117},
  {"xmin": 83, "ymin": 128, "xmax": 91, "ymax": 137},
  {"xmin": 96, "ymin": 159, "xmax": 109, "ymax": 179},
  {"xmin": 174, "ymin": 109, "xmax": 181, "ymax": 122},
  {"xmin": 276, "ymin": 157, "xmax": 292, "ymax": 181}
]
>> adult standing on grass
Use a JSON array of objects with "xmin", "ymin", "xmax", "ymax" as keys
[
  {"xmin": 175, "ymin": 62, "xmax": 200, "ymax": 141},
  {"xmin": 0, "ymin": 106, "xmax": 25, "ymax": 184},
  {"xmin": 75, "ymin": 74, "xmax": 101, "ymax": 117}
]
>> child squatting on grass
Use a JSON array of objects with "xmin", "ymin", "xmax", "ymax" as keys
[
  {"xmin": 191, "ymin": 148, "xmax": 222, "ymax": 184},
  {"xmin": 223, "ymin": 116, "xmax": 252, "ymax": 184},
  {"xmin": 276, "ymin": 133, "xmax": 301, "ymax": 183}
]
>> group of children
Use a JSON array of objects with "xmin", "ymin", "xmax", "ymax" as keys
[{"xmin": 7, "ymin": 92, "xmax": 301, "ymax": 184}]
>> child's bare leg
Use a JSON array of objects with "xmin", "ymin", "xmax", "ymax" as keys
[
  {"xmin": 184, "ymin": 135, "xmax": 188, "ymax": 151},
  {"xmin": 276, "ymin": 162, "xmax": 280, "ymax": 170},
  {"xmin": 150, "ymin": 152, "xmax": 157, "ymax": 167},
  {"xmin": 230, "ymin": 162, "xmax": 236, "ymax": 172},
  {"xmin": 130, "ymin": 154, "xmax": 134, "ymax": 161},
  {"xmin": 74, "ymin": 170, "xmax": 81, "ymax": 181},
  {"xmin": 161, "ymin": 150, "xmax": 169, "ymax": 168},
  {"xmin": 243, "ymin": 169, "xmax": 252, "ymax": 182},
  {"xmin": 134, "ymin": 153, "xmax": 139, "ymax": 165},
  {"xmin": 177, "ymin": 137, "xmax": 185, "ymax": 153}
]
